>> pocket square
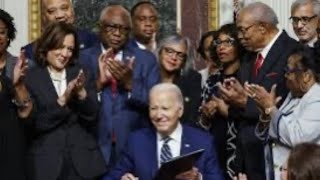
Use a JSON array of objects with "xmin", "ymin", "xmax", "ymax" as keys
[{"xmin": 266, "ymin": 72, "xmax": 278, "ymax": 78}]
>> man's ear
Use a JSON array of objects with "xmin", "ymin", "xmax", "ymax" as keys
[{"xmin": 178, "ymin": 105, "xmax": 184, "ymax": 118}]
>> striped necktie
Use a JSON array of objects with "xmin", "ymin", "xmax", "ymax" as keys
[{"xmin": 160, "ymin": 137, "xmax": 172, "ymax": 165}]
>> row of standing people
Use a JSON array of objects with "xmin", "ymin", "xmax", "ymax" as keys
[{"xmin": 2, "ymin": 0, "xmax": 320, "ymax": 180}]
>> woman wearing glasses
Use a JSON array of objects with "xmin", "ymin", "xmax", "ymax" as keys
[
  {"xmin": 244, "ymin": 46, "xmax": 320, "ymax": 180},
  {"xmin": 198, "ymin": 23, "xmax": 246, "ymax": 180},
  {"xmin": 155, "ymin": 34, "xmax": 202, "ymax": 125}
]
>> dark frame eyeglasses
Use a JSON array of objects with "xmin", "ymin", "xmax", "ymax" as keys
[
  {"xmin": 213, "ymin": 38, "xmax": 235, "ymax": 47},
  {"xmin": 289, "ymin": 15, "xmax": 317, "ymax": 25},
  {"xmin": 100, "ymin": 23, "xmax": 131, "ymax": 34},
  {"xmin": 163, "ymin": 47, "xmax": 187, "ymax": 61},
  {"xmin": 236, "ymin": 24, "xmax": 256, "ymax": 35}
]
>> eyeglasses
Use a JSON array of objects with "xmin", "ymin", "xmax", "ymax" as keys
[
  {"xmin": 213, "ymin": 38, "xmax": 235, "ymax": 47},
  {"xmin": 284, "ymin": 66, "xmax": 305, "ymax": 74},
  {"xmin": 237, "ymin": 24, "xmax": 256, "ymax": 35},
  {"xmin": 100, "ymin": 23, "xmax": 130, "ymax": 34},
  {"xmin": 163, "ymin": 47, "xmax": 187, "ymax": 61},
  {"xmin": 289, "ymin": 15, "xmax": 317, "ymax": 25}
]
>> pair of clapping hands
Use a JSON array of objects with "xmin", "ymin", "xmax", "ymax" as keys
[
  {"xmin": 216, "ymin": 77, "xmax": 281, "ymax": 114},
  {"xmin": 97, "ymin": 48, "xmax": 135, "ymax": 91}
]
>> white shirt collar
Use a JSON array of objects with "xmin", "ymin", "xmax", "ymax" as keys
[
  {"xmin": 157, "ymin": 122, "xmax": 182, "ymax": 143},
  {"xmin": 135, "ymin": 40, "xmax": 147, "ymax": 50},
  {"xmin": 306, "ymin": 36, "xmax": 318, "ymax": 48},
  {"xmin": 100, "ymin": 43, "xmax": 123, "ymax": 61},
  {"xmin": 259, "ymin": 30, "xmax": 282, "ymax": 59}
]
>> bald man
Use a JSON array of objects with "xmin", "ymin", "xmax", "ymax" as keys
[
  {"xmin": 23, "ymin": 0, "xmax": 99, "ymax": 61},
  {"xmin": 79, "ymin": 4, "xmax": 160, "ymax": 167}
]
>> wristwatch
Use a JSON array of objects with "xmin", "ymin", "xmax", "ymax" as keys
[{"xmin": 264, "ymin": 106, "xmax": 276, "ymax": 115}]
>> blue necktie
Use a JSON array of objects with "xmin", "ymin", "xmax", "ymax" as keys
[{"xmin": 160, "ymin": 137, "xmax": 172, "ymax": 164}]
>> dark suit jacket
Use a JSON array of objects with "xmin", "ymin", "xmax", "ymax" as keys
[
  {"xmin": 174, "ymin": 69, "xmax": 202, "ymax": 125},
  {"xmin": 103, "ymin": 125, "xmax": 224, "ymax": 180},
  {"xmin": 232, "ymin": 30, "xmax": 299, "ymax": 180},
  {"xmin": 79, "ymin": 43, "xmax": 160, "ymax": 165},
  {"xmin": 24, "ymin": 64, "xmax": 106, "ymax": 180},
  {"xmin": 23, "ymin": 28, "xmax": 99, "ymax": 61}
]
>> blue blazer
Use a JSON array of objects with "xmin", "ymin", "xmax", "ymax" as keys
[
  {"xmin": 22, "ymin": 28, "xmax": 99, "ymax": 61},
  {"xmin": 103, "ymin": 125, "xmax": 224, "ymax": 180},
  {"xmin": 79, "ymin": 43, "xmax": 160, "ymax": 165}
]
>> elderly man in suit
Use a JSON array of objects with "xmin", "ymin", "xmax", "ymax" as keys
[
  {"xmin": 217, "ymin": 2, "xmax": 300, "ymax": 180},
  {"xmin": 103, "ymin": 83, "xmax": 224, "ymax": 180},
  {"xmin": 22, "ymin": 0, "xmax": 99, "ymax": 61},
  {"xmin": 290, "ymin": 0, "xmax": 320, "ymax": 47},
  {"xmin": 79, "ymin": 4, "xmax": 160, "ymax": 167}
]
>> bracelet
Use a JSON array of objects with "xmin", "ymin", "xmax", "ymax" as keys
[
  {"xmin": 197, "ymin": 116, "xmax": 211, "ymax": 130},
  {"xmin": 12, "ymin": 95, "xmax": 32, "ymax": 108},
  {"xmin": 259, "ymin": 114, "xmax": 271, "ymax": 123}
]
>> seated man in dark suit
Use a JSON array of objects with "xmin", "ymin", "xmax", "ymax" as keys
[
  {"xmin": 103, "ymin": 83, "xmax": 224, "ymax": 180},
  {"xmin": 22, "ymin": 0, "xmax": 99, "ymax": 61}
]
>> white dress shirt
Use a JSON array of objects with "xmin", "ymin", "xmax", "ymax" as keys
[
  {"xmin": 156, "ymin": 123, "xmax": 182, "ymax": 168},
  {"xmin": 48, "ymin": 68, "xmax": 67, "ymax": 97}
]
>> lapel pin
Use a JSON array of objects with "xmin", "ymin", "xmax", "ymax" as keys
[
  {"xmin": 185, "ymin": 144, "xmax": 190, "ymax": 148},
  {"xmin": 80, "ymin": 44, "xmax": 85, "ymax": 49},
  {"xmin": 184, "ymin": 97, "xmax": 190, "ymax": 102}
]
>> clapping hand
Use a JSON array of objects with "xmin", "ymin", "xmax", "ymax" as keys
[
  {"xmin": 244, "ymin": 82, "xmax": 281, "ymax": 112},
  {"xmin": 97, "ymin": 48, "xmax": 114, "ymax": 90},
  {"xmin": 73, "ymin": 69, "xmax": 87, "ymax": 100},
  {"xmin": 13, "ymin": 50, "xmax": 28, "ymax": 87},
  {"xmin": 218, "ymin": 77, "xmax": 248, "ymax": 108},
  {"xmin": 58, "ymin": 70, "xmax": 87, "ymax": 106},
  {"xmin": 201, "ymin": 100, "xmax": 218, "ymax": 119},
  {"xmin": 106, "ymin": 56, "xmax": 135, "ymax": 90}
]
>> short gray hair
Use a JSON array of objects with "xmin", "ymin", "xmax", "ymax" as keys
[
  {"xmin": 291, "ymin": 0, "xmax": 320, "ymax": 17},
  {"xmin": 155, "ymin": 34, "xmax": 194, "ymax": 74},
  {"xmin": 99, "ymin": 4, "xmax": 131, "ymax": 27},
  {"xmin": 241, "ymin": 2, "xmax": 279, "ymax": 26},
  {"xmin": 149, "ymin": 83, "xmax": 184, "ymax": 106}
]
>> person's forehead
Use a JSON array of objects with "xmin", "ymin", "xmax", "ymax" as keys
[
  {"xmin": 237, "ymin": 12, "xmax": 255, "ymax": 25},
  {"xmin": 134, "ymin": 4, "xmax": 158, "ymax": 16},
  {"xmin": 43, "ymin": 0, "xmax": 71, "ymax": 8},
  {"xmin": 292, "ymin": 3, "xmax": 314, "ymax": 15},
  {"xmin": 103, "ymin": 8, "xmax": 130, "ymax": 24}
]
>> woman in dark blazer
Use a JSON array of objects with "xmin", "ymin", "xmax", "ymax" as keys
[
  {"xmin": 155, "ymin": 34, "xmax": 202, "ymax": 125},
  {"xmin": 24, "ymin": 22, "xmax": 106, "ymax": 180}
]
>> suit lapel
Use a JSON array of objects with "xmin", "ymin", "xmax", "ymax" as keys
[
  {"xmin": 41, "ymin": 68, "xmax": 59, "ymax": 99},
  {"xmin": 255, "ymin": 31, "xmax": 286, "ymax": 82}
]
